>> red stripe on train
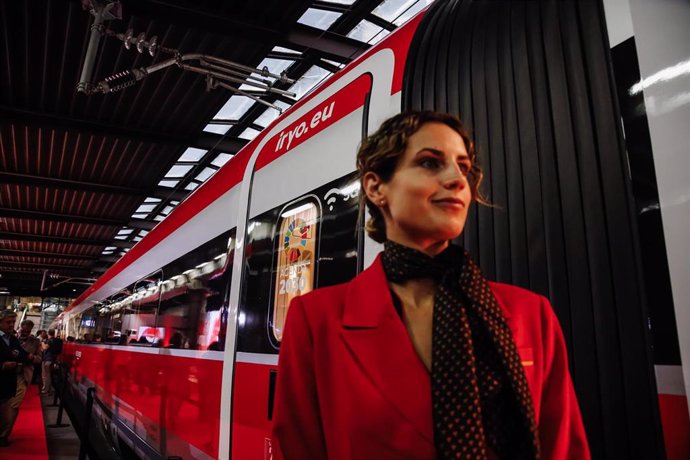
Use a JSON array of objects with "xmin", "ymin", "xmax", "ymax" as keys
[{"xmin": 65, "ymin": 343, "xmax": 222, "ymax": 457}]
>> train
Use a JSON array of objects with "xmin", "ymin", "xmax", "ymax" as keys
[{"xmin": 53, "ymin": 1, "xmax": 689, "ymax": 459}]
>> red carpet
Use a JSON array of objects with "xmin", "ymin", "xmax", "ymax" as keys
[{"xmin": 2, "ymin": 385, "xmax": 49, "ymax": 460}]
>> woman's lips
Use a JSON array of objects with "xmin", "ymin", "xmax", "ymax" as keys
[{"xmin": 432, "ymin": 198, "xmax": 466, "ymax": 209}]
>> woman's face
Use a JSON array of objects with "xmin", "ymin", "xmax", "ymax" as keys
[{"xmin": 366, "ymin": 122, "xmax": 473, "ymax": 254}]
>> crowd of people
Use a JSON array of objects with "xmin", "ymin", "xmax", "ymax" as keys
[{"xmin": 0, "ymin": 309, "xmax": 63, "ymax": 448}]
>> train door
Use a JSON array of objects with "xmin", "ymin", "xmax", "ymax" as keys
[{"xmin": 230, "ymin": 72, "xmax": 374, "ymax": 459}]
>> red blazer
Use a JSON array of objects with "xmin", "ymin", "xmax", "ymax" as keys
[{"xmin": 272, "ymin": 255, "xmax": 590, "ymax": 460}]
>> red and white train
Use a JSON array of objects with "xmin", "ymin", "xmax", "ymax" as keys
[{"xmin": 54, "ymin": 1, "xmax": 690, "ymax": 459}]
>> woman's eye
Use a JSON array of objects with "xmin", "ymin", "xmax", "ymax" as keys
[
  {"xmin": 459, "ymin": 163, "xmax": 472, "ymax": 175},
  {"xmin": 420, "ymin": 158, "xmax": 440, "ymax": 169}
]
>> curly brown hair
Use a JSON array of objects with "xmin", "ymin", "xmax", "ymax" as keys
[{"xmin": 356, "ymin": 111, "xmax": 487, "ymax": 243}]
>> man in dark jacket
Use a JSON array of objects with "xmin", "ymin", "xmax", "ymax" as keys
[
  {"xmin": 41, "ymin": 329, "xmax": 62, "ymax": 394},
  {"xmin": 0, "ymin": 310, "xmax": 30, "ymax": 447}
]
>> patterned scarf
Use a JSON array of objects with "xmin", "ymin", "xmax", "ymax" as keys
[{"xmin": 381, "ymin": 241, "xmax": 539, "ymax": 460}]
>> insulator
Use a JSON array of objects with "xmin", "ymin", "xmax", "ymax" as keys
[
  {"xmin": 148, "ymin": 36, "xmax": 158, "ymax": 57},
  {"xmin": 123, "ymin": 28, "xmax": 134, "ymax": 50},
  {"xmin": 279, "ymin": 71, "xmax": 289, "ymax": 84},
  {"xmin": 103, "ymin": 69, "xmax": 136, "ymax": 93},
  {"xmin": 136, "ymin": 32, "xmax": 146, "ymax": 54}
]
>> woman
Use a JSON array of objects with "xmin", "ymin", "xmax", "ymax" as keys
[{"xmin": 271, "ymin": 111, "xmax": 589, "ymax": 459}]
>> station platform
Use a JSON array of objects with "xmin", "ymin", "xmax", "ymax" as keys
[{"xmin": 2, "ymin": 384, "xmax": 80, "ymax": 460}]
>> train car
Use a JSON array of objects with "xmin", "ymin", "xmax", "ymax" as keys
[{"xmin": 54, "ymin": 1, "xmax": 689, "ymax": 459}]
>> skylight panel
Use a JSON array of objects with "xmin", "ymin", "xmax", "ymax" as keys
[
  {"xmin": 373, "ymin": 0, "xmax": 433, "ymax": 26},
  {"xmin": 161, "ymin": 205, "xmax": 174, "ymax": 215},
  {"xmin": 158, "ymin": 179, "xmax": 179, "ymax": 188},
  {"xmin": 144, "ymin": 197, "xmax": 162, "ymax": 204},
  {"xmin": 195, "ymin": 167, "xmax": 216, "ymax": 183},
  {"xmin": 347, "ymin": 19, "xmax": 386, "ymax": 43},
  {"xmin": 139, "ymin": 230, "xmax": 149, "ymax": 237},
  {"xmin": 211, "ymin": 153, "xmax": 233, "ymax": 168},
  {"xmin": 117, "ymin": 228, "xmax": 133, "ymax": 236},
  {"xmin": 320, "ymin": 0, "xmax": 356, "ymax": 4},
  {"xmin": 254, "ymin": 101, "xmax": 291, "ymax": 127},
  {"xmin": 169, "ymin": 201, "xmax": 179, "ymax": 207},
  {"xmin": 240, "ymin": 127, "xmax": 261, "ymax": 141},
  {"xmin": 290, "ymin": 66, "xmax": 332, "ymax": 99},
  {"xmin": 135, "ymin": 203, "xmax": 157, "ymax": 213},
  {"xmin": 153, "ymin": 214, "xmax": 166, "ymax": 222},
  {"xmin": 132, "ymin": 236, "xmax": 143, "ymax": 243},
  {"xmin": 185, "ymin": 182, "xmax": 200, "ymax": 191},
  {"xmin": 132, "ymin": 212, "xmax": 149, "ymax": 219},
  {"xmin": 272, "ymin": 45, "xmax": 301, "ymax": 55},
  {"xmin": 213, "ymin": 96, "xmax": 254, "ymax": 120},
  {"xmin": 202, "ymin": 123, "xmax": 230, "ymax": 135},
  {"xmin": 298, "ymin": 8, "xmax": 342, "ymax": 30},
  {"xmin": 164, "ymin": 164, "xmax": 193, "ymax": 178},
  {"xmin": 322, "ymin": 58, "xmax": 345, "ymax": 69},
  {"xmin": 178, "ymin": 147, "xmax": 206, "ymax": 162}
]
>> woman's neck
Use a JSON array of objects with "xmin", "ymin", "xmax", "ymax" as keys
[
  {"xmin": 390, "ymin": 277, "xmax": 436, "ymax": 310},
  {"xmin": 386, "ymin": 235, "xmax": 449, "ymax": 257}
]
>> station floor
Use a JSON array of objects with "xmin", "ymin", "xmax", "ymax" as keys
[{"xmin": 2, "ymin": 384, "xmax": 81, "ymax": 459}]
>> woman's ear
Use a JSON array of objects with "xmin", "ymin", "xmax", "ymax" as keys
[{"xmin": 362, "ymin": 171, "xmax": 386, "ymax": 205}]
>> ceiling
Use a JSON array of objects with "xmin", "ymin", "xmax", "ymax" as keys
[{"xmin": 0, "ymin": 0, "xmax": 428, "ymax": 298}]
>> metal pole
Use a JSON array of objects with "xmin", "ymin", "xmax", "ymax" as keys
[
  {"xmin": 76, "ymin": 3, "xmax": 107, "ymax": 94},
  {"xmin": 78, "ymin": 387, "xmax": 96, "ymax": 460},
  {"xmin": 47, "ymin": 365, "xmax": 70, "ymax": 428}
]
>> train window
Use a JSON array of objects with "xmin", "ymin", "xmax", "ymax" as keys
[
  {"xmin": 238, "ymin": 172, "xmax": 361, "ymax": 353},
  {"xmin": 271, "ymin": 199, "xmax": 320, "ymax": 342},
  {"xmin": 155, "ymin": 229, "xmax": 235, "ymax": 350},
  {"xmin": 119, "ymin": 271, "xmax": 163, "ymax": 346}
]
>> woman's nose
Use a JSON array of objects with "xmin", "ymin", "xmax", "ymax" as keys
[{"xmin": 442, "ymin": 164, "xmax": 468, "ymax": 189}]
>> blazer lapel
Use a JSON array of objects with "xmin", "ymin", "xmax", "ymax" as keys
[{"xmin": 340, "ymin": 255, "xmax": 434, "ymax": 446}]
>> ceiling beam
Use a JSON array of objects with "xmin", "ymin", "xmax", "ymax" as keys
[
  {"xmin": 284, "ymin": 24, "xmax": 368, "ymax": 62},
  {"xmin": 0, "ymin": 208, "xmax": 157, "ymax": 230},
  {"xmin": 365, "ymin": 13, "xmax": 396, "ymax": 31},
  {"xmin": 0, "ymin": 231, "xmax": 134, "ymax": 249},
  {"xmin": 120, "ymin": 0, "xmax": 284, "ymax": 42},
  {"xmin": 0, "ymin": 172, "xmax": 188, "ymax": 201},
  {"xmin": 0, "ymin": 259, "xmax": 94, "ymax": 270},
  {"xmin": 119, "ymin": 1, "xmax": 366, "ymax": 62},
  {"xmin": 128, "ymin": 219, "xmax": 157, "ymax": 230},
  {"xmin": 0, "ymin": 208, "xmax": 123, "ymax": 226},
  {"xmin": 0, "ymin": 106, "xmax": 247, "ymax": 154},
  {"xmin": 0, "ymin": 248, "xmax": 99, "ymax": 261}
]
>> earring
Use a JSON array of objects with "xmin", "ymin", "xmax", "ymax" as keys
[{"xmin": 379, "ymin": 199, "xmax": 386, "ymax": 206}]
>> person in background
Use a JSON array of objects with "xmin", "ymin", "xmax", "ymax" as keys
[
  {"xmin": 40, "ymin": 329, "xmax": 62, "ymax": 395},
  {"xmin": 2, "ymin": 320, "xmax": 42, "ymax": 442},
  {"xmin": 272, "ymin": 111, "xmax": 590, "ymax": 459},
  {"xmin": 0, "ymin": 310, "xmax": 33, "ymax": 447},
  {"xmin": 31, "ymin": 329, "xmax": 46, "ymax": 385}
]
